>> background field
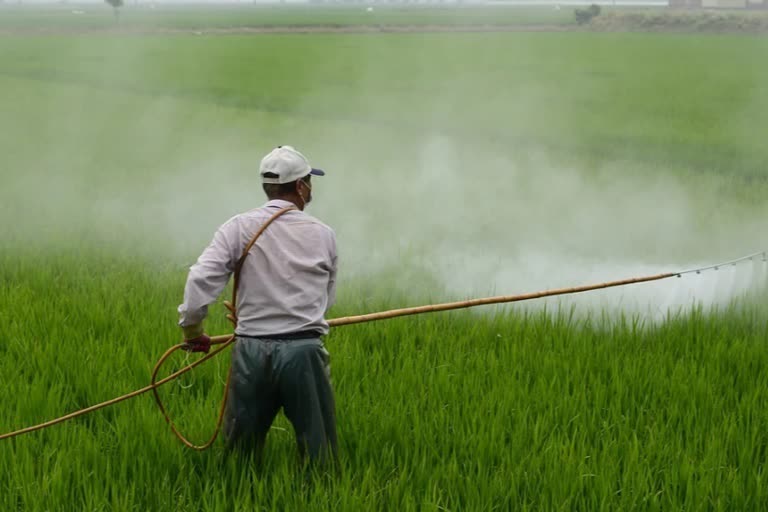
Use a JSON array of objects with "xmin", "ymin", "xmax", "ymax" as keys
[
  {"xmin": 2, "ymin": 6, "xmax": 768, "ymax": 511},
  {"xmin": 0, "ymin": 4, "xmax": 575, "ymax": 30}
]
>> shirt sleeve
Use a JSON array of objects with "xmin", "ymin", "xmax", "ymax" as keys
[
  {"xmin": 177, "ymin": 219, "xmax": 238, "ymax": 328},
  {"xmin": 326, "ymin": 230, "xmax": 338, "ymax": 313}
]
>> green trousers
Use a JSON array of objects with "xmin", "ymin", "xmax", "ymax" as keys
[{"xmin": 223, "ymin": 336, "xmax": 338, "ymax": 464}]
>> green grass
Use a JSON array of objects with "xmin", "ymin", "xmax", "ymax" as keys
[
  {"xmin": 1, "ymin": 13, "xmax": 768, "ymax": 510},
  {"xmin": 2, "ymin": 250, "xmax": 768, "ymax": 510}
]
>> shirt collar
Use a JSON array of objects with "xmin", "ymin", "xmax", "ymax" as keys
[{"xmin": 265, "ymin": 199, "xmax": 299, "ymax": 209}]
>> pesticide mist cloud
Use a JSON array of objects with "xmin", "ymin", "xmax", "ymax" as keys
[{"xmin": 310, "ymin": 133, "xmax": 768, "ymax": 320}]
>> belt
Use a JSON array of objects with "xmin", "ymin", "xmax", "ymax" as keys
[{"xmin": 235, "ymin": 330, "xmax": 324, "ymax": 341}]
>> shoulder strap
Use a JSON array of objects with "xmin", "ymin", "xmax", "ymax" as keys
[{"xmin": 230, "ymin": 206, "xmax": 297, "ymax": 326}]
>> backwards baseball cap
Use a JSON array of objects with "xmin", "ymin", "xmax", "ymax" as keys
[{"xmin": 259, "ymin": 145, "xmax": 326, "ymax": 184}]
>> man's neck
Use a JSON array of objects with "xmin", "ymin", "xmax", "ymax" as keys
[{"xmin": 268, "ymin": 196, "xmax": 304, "ymax": 211}]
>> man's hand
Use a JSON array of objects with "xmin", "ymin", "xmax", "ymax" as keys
[
  {"xmin": 181, "ymin": 323, "xmax": 210, "ymax": 353},
  {"xmin": 183, "ymin": 334, "xmax": 212, "ymax": 354}
]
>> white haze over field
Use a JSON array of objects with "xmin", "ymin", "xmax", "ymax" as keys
[
  {"xmin": 311, "ymin": 134, "xmax": 768, "ymax": 321},
  {"xmin": 1, "ymin": 25, "xmax": 766, "ymax": 322}
]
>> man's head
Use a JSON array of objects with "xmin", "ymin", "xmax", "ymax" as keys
[{"xmin": 259, "ymin": 146, "xmax": 325, "ymax": 210}]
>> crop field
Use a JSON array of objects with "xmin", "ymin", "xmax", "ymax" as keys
[
  {"xmin": 2, "ymin": 6, "xmax": 768, "ymax": 511},
  {"xmin": 0, "ymin": 4, "xmax": 575, "ymax": 31}
]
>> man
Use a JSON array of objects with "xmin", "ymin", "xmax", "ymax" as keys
[{"xmin": 177, "ymin": 145, "xmax": 338, "ymax": 465}]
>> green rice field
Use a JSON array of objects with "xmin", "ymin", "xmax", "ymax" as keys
[{"xmin": 1, "ymin": 6, "xmax": 768, "ymax": 511}]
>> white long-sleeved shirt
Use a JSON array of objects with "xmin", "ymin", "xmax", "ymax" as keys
[{"xmin": 178, "ymin": 199, "xmax": 337, "ymax": 336}]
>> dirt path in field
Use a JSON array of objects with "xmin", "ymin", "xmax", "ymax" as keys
[
  {"xmin": 0, "ymin": 24, "xmax": 575, "ymax": 36},
  {"xmin": 2, "ymin": 11, "xmax": 767, "ymax": 36}
]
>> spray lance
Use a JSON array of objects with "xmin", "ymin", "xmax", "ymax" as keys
[{"xmin": 1, "ymin": 206, "xmax": 766, "ymax": 448}]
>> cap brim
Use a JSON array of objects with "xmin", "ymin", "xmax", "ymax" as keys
[{"xmin": 310, "ymin": 168, "xmax": 325, "ymax": 177}]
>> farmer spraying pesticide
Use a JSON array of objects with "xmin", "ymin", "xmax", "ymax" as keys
[
  {"xmin": 177, "ymin": 145, "xmax": 338, "ymax": 465},
  {"xmin": 3, "ymin": 142, "xmax": 765, "ymax": 467}
]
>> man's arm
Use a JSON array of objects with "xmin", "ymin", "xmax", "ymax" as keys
[
  {"xmin": 177, "ymin": 220, "xmax": 237, "ymax": 339},
  {"xmin": 326, "ymin": 231, "xmax": 338, "ymax": 313}
]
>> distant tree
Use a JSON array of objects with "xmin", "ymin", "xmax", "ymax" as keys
[
  {"xmin": 105, "ymin": 0, "xmax": 124, "ymax": 23},
  {"xmin": 574, "ymin": 4, "xmax": 601, "ymax": 25}
]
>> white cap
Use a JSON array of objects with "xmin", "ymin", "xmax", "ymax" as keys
[{"xmin": 259, "ymin": 145, "xmax": 325, "ymax": 184}]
